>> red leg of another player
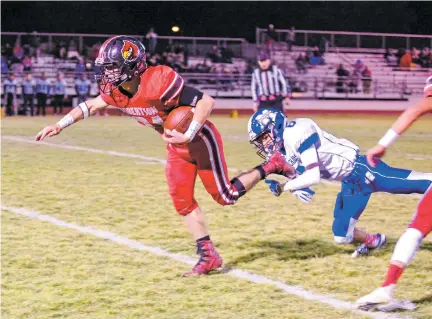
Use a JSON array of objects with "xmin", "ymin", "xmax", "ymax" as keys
[
  {"xmin": 409, "ymin": 185, "xmax": 432, "ymax": 236},
  {"xmin": 381, "ymin": 185, "xmax": 432, "ymax": 288}
]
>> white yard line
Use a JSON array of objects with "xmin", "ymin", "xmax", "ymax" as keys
[
  {"xmin": 2, "ymin": 135, "xmax": 166, "ymax": 164},
  {"xmin": 2, "ymin": 135, "xmax": 423, "ymax": 197},
  {"xmin": 2, "ymin": 205, "xmax": 403, "ymax": 319}
]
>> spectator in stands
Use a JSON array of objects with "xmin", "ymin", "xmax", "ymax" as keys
[
  {"xmin": 147, "ymin": 53, "xmax": 162, "ymax": 67},
  {"xmin": 220, "ymin": 44, "xmax": 234, "ymax": 63},
  {"xmin": 384, "ymin": 48, "xmax": 398, "ymax": 66},
  {"xmin": 266, "ymin": 24, "xmax": 278, "ymax": 53},
  {"xmin": 146, "ymin": 27, "xmax": 158, "ymax": 55},
  {"xmin": 411, "ymin": 47, "xmax": 421, "ymax": 66},
  {"xmin": 420, "ymin": 47, "xmax": 431, "ymax": 68},
  {"xmin": 295, "ymin": 53, "xmax": 307, "ymax": 74},
  {"xmin": 12, "ymin": 41, "xmax": 24, "ymax": 63},
  {"xmin": 75, "ymin": 59, "xmax": 86, "ymax": 73},
  {"xmin": 21, "ymin": 72, "xmax": 36, "ymax": 116},
  {"xmin": 336, "ymin": 64, "xmax": 349, "ymax": 93},
  {"xmin": 244, "ymin": 60, "xmax": 255, "ymax": 74},
  {"xmin": 309, "ymin": 46, "xmax": 325, "ymax": 66},
  {"xmin": 67, "ymin": 40, "xmax": 81, "ymax": 62},
  {"xmin": 305, "ymin": 47, "xmax": 313, "ymax": 64},
  {"xmin": 36, "ymin": 72, "xmax": 50, "ymax": 116},
  {"xmin": 91, "ymin": 42, "xmax": 102, "ymax": 60},
  {"xmin": 75, "ymin": 73, "xmax": 91, "ymax": 103},
  {"xmin": 31, "ymin": 31, "xmax": 41, "ymax": 61},
  {"xmin": 10, "ymin": 60, "xmax": 23, "ymax": 73},
  {"xmin": 286, "ymin": 26, "xmax": 295, "ymax": 52},
  {"xmin": 399, "ymin": 49, "xmax": 412, "ymax": 69},
  {"xmin": 251, "ymin": 51, "xmax": 290, "ymax": 112},
  {"xmin": 319, "ymin": 37, "xmax": 329, "ymax": 55},
  {"xmin": 3, "ymin": 73, "xmax": 17, "ymax": 116},
  {"xmin": 59, "ymin": 42, "xmax": 67, "ymax": 61},
  {"xmin": 428, "ymin": 50, "xmax": 432, "ymax": 68},
  {"xmin": 206, "ymin": 45, "xmax": 222, "ymax": 63},
  {"xmin": 52, "ymin": 73, "xmax": 67, "ymax": 115},
  {"xmin": 353, "ymin": 59, "xmax": 365, "ymax": 74},
  {"xmin": 348, "ymin": 70, "xmax": 361, "ymax": 94},
  {"xmin": 1, "ymin": 55, "xmax": 8, "ymax": 73},
  {"xmin": 312, "ymin": 46, "xmax": 321, "ymax": 57},
  {"xmin": 22, "ymin": 55, "xmax": 32, "ymax": 71},
  {"xmin": 195, "ymin": 58, "xmax": 211, "ymax": 73},
  {"xmin": 361, "ymin": 66, "xmax": 372, "ymax": 94}
]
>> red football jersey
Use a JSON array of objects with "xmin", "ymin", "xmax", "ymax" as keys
[{"xmin": 100, "ymin": 65, "xmax": 184, "ymax": 131}]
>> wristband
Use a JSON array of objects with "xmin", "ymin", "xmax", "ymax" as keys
[
  {"xmin": 184, "ymin": 120, "xmax": 202, "ymax": 140},
  {"xmin": 57, "ymin": 114, "xmax": 74, "ymax": 129},
  {"xmin": 79, "ymin": 102, "xmax": 89, "ymax": 118},
  {"xmin": 378, "ymin": 129, "xmax": 399, "ymax": 148}
]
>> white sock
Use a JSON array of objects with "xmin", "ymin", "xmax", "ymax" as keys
[{"xmin": 391, "ymin": 228, "xmax": 423, "ymax": 266}]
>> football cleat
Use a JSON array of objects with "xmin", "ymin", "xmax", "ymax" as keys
[
  {"xmin": 356, "ymin": 285, "xmax": 394, "ymax": 310},
  {"xmin": 352, "ymin": 233, "xmax": 386, "ymax": 258},
  {"xmin": 356, "ymin": 285, "xmax": 416, "ymax": 312},
  {"xmin": 183, "ymin": 240, "xmax": 223, "ymax": 276}
]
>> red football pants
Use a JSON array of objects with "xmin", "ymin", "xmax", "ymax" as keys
[
  {"xmin": 409, "ymin": 184, "xmax": 432, "ymax": 236},
  {"xmin": 165, "ymin": 121, "xmax": 241, "ymax": 215}
]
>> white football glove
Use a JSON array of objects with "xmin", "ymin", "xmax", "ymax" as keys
[{"xmin": 291, "ymin": 188, "xmax": 315, "ymax": 203}]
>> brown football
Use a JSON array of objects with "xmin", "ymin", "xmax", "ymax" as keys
[{"xmin": 164, "ymin": 106, "xmax": 194, "ymax": 133}]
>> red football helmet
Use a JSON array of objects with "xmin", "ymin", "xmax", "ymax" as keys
[{"xmin": 95, "ymin": 35, "xmax": 147, "ymax": 94}]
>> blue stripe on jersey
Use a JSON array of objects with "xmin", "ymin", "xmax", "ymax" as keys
[
  {"xmin": 296, "ymin": 165, "xmax": 305, "ymax": 174},
  {"xmin": 298, "ymin": 132, "xmax": 319, "ymax": 154}
]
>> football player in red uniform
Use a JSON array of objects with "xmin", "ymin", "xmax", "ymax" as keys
[
  {"xmin": 35, "ymin": 36, "xmax": 294, "ymax": 276},
  {"xmin": 356, "ymin": 76, "xmax": 432, "ymax": 310}
]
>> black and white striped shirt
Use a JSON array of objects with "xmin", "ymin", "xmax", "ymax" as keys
[{"xmin": 251, "ymin": 65, "xmax": 290, "ymax": 102}]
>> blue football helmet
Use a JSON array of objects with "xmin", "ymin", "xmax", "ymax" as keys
[{"xmin": 248, "ymin": 108, "xmax": 287, "ymax": 159}]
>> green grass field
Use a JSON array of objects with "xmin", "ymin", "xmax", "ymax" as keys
[{"xmin": 2, "ymin": 113, "xmax": 432, "ymax": 319}]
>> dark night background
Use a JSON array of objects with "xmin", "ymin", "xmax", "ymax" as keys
[{"xmin": 2, "ymin": 1, "xmax": 431, "ymax": 41}]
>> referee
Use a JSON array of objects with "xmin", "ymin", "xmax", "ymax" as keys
[{"xmin": 251, "ymin": 51, "xmax": 290, "ymax": 112}]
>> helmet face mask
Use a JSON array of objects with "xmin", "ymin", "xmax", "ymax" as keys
[
  {"xmin": 248, "ymin": 109, "xmax": 287, "ymax": 159},
  {"xmin": 95, "ymin": 36, "xmax": 147, "ymax": 95},
  {"xmin": 250, "ymin": 129, "xmax": 277, "ymax": 159},
  {"xmin": 95, "ymin": 63, "xmax": 124, "ymax": 94}
]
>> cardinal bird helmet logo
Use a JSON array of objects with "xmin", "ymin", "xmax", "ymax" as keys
[{"xmin": 121, "ymin": 40, "xmax": 139, "ymax": 61}]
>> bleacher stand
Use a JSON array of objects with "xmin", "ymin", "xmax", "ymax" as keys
[{"xmin": 1, "ymin": 30, "xmax": 431, "ymax": 116}]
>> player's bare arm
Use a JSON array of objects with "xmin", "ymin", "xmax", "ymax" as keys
[
  {"xmin": 35, "ymin": 95, "xmax": 108, "ymax": 141},
  {"xmin": 366, "ymin": 97, "xmax": 432, "ymax": 167},
  {"xmin": 163, "ymin": 93, "xmax": 215, "ymax": 144}
]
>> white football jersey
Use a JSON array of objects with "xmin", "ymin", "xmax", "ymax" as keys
[{"xmin": 283, "ymin": 118, "xmax": 359, "ymax": 181}]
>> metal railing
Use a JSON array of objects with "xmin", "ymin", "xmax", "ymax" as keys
[
  {"xmin": 2, "ymin": 32, "xmax": 249, "ymax": 57},
  {"xmin": 257, "ymin": 28, "xmax": 432, "ymax": 53},
  {"xmin": 1, "ymin": 72, "xmax": 415, "ymax": 102}
]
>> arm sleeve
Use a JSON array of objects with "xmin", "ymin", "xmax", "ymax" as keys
[
  {"xmin": 277, "ymin": 68, "xmax": 290, "ymax": 97},
  {"xmin": 283, "ymin": 145, "xmax": 321, "ymax": 191},
  {"xmin": 251, "ymin": 72, "xmax": 258, "ymax": 102},
  {"xmin": 178, "ymin": 85, "xmax": 204, "ymax": 107}
]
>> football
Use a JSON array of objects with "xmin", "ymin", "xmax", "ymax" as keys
[{"xmin": 164, "ymin": 106, "xmax": 194, "ymax": 133}]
